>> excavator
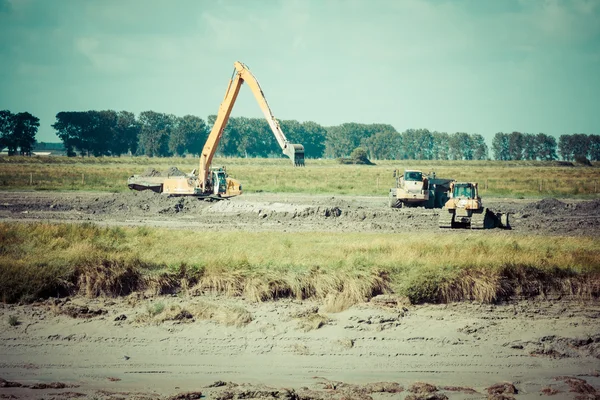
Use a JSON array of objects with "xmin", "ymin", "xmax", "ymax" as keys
[
  {"xmin": 127, "ymin": 61, "xmax": 304, "ymax": 198},
  {"xmin": 438, "ymin": 181, "xmax": 510, "ymax": 229}
]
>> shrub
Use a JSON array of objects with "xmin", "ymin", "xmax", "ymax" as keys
[{"xmin": 8, "ymin": 315, "xmax": 19, "ymax": 326}]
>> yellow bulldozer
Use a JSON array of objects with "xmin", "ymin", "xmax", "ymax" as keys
[{"xmin": 438, "ymin": 182, "xmax": 510, "ymax": 229}]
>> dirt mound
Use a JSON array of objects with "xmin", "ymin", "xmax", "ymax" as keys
[
  {"xmin": 525, "ymin": 198, "xmax": 570, "ymax": 213},
  {"xmin": 163, "ymin": 166, "xmax": 186, "ymax": 177},
  {"xmin": 575, "ymin": 199, "xmax": 600, "ymax": 213},
  {"xmin": 140, "ymin": 167, "xmax": 186, "ymax": 177},
  {"xmin": 83, "ymin": 191, "xmax": 208, "ymax": 216},
  {"xmin": 140, "ymin": 168, "xmax": 161, "ymax": 177}
]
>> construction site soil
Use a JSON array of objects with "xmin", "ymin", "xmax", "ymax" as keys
[
  {"xmin": 1, "ymin": 190, "xmax": 599, "ymax": 236},
  {"xmin": 1, "ymin": 190, "xmax": 599, "ymax": 399}
]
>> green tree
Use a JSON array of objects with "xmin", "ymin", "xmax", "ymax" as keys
[
  {"xmin": 298, "ymin": 121, "xmax": 326, "ymax": 159},
  {"xmin": 535, "ymin": 133, "xmax": 557, "ymax": 161},
  {"xmin": 169, "ymin": 115, "xmax": 208, "ymax": 156},
  {"xmin": 449, "ymin": 132, "xmax": 472, "ymax": 160},
  {"xmin": 10, "ymin": 112, "xmax": 39, "ymax": 155},
  {"xmin": 431, "ymin": 131, "xmax": 450, "ymax": 160},
  {"xmin": 0, "ymin": 110, "xmax": 15, "ymax": 154},
  {"xmin": 138, "ymin": 111, "xmax": 175, "ymax": 157},
  {"xmin": 588, "ymin": 134, "xmax": 600, "ymax": 161},
  {"xmin": 508, "ymin": 131, "xmax": 524, "ymax": 160},
  {"xmin": 471, "ymin": 134, "xmax": 488, "ymax": 160},
  {"xmin": 325, "ymin": 123, "xmax": 395, "ymax": 158},
  {"xmin": 113, "ymin": 111, "xmax": 140, "ymax": 156},
  {"xmin": 363, "ymin": 130, "xmax": 402, "ymax": 160},
  {"xmin": 492, "ymin": 132, "xmax": 510, "ymax": 160},
  {"xmin": 522, "ymin": 133, "xmax": 537, "ymax": 160}
]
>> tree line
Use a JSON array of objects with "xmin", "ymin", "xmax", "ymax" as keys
[
  {"xmin": 0, "ymin": 110, "xmax": 40, "ymax": 155},
  {"xmin": 2, "ymin": 108, "xmax": 598, "ymax": 162},
  {"xmin": 50, "ymin": 110, "xmax": 491, "ymax": 160}
]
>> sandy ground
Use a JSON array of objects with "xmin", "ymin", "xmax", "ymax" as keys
[{"xmin": 1, "ymin": 191, "xmax": 600, "ymax": 399}]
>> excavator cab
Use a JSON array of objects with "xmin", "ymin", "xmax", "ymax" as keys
[{"xmin": 212, "ymin": 169, "xmax": 228, "ymax": 195}]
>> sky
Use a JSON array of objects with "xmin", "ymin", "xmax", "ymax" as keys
[{"xmin": 1, "ymin": 0, "xmax": 599, "ymax": 143}]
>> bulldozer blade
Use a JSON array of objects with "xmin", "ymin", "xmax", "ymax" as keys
[{"xmin": 283, "ymin": 143, "xmax": 305, "ymax": 166}]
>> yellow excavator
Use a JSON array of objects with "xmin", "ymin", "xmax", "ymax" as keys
[
  {"xmin": 128, "ymin": 61, "xmax": 304, "ymax": 198},
  {"xmin": 438, "ymin": 182, "xmax": 510, "ymax": 229}
]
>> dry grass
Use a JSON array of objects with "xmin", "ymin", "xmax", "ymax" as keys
[
  {"xmin": 1, "ymin": 222, "xmax": 599, "ymax": 305},
  {"xmin": 0, "ymin": 155, "xmax": 599, "ymax": 198},
  {"xmin": 295, "ymin": 313, "xmax": 330, "ymax": 332},
  {"xmin": 134, "ymin": 300, "xmax": 252, "ymax": 326}
]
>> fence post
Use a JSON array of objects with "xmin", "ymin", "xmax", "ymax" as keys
[
  {"xmin": 82, "ymin": 173, "xmax": 84, "ymax": 185},
  {"xmin": 30, "ymin": 173, "xmax": 33, "ymax": 185}
]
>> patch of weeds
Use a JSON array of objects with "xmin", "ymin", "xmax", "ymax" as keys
[
  {"xmin": 8, "ymin": 315, "xmax": 20, "ymax": 326},
  {"xmin": 146, "ymin": 301, "xmax": 165, "ymax": 317}
]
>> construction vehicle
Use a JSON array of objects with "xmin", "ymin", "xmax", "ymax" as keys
[
  {"xmin": 127, "ymin": 61, "xmax": 304, "ymax": 198},
  {"xmin": 438, "ymin": 181, "xmax": 510, "ymax": 229},
  {"xmin": 389, "ymin": 169, "xmax": 453, "ymax": 209}
]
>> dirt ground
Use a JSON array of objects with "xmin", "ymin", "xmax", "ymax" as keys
[
  {"xmin": 0, "ymin": 190, "xmax": 599, "ymax": 236},
  {"xmin": 1, "ymin": 190, "xmax": 600, "ymax": 399}
]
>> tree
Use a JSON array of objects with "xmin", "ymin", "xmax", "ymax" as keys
[
  {"xmin": 589, "ymin": 134, "xmax": 600, "ymax": 161},
  {"xmin": 298, "ymin": 121, "xmax": 326, "ymax": 159},
  {"xmin": 508, "ymin": 131, "xmax": 524, "ymax": 160},
  {"xmin": 325, "ymin": 123, "xmax": 395, "ymax": 158},
  {"xmin": 558, "ymin": 134, "xmax": 589, "ymax": 161},
  {"xmin": 449, "ymin": 132, "xmax": 472, "ymax": 160},
  {"xmin": 0, "ymin": 110, "xmax": 16, "ymax": 154},
  {"xmin": 169, "ymin": 115, "xmax": 208, "ymax": 156},
  {"xmin": 522, "ymin": 133, "xmax": 537, "ymax": 160},
  {"xmin": 535, "ymin": 133, "xmax": 557, "ymax": 161},
  {"xmin": 432, "ymin": 131, "xmax": 450, "ymax": 160},
  {"xmin": 113, "ymin": 111, "xmax": 140, "ymax": 156},
  {"xmin": 363, "ymin": 130, "xmax": 402, "ymax": 160},
  {"xmin": 13, "ymin": 112, "xmax": 39, "ymax": 155},
  {"xmin": 492, "ymin": 132, "xmax": 510, "ymax": 160},
  {"xmin": 137, "ymin": 111, "xmax": 175, "ymax": 157},
  {"xmin": 471, "ymin": 134, "xmax": 488, "ymax": 160}
]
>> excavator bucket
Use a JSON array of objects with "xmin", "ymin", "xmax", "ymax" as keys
[{"xmin": 283, "ymin": 144, "xmax": 305, "ymax": 166}]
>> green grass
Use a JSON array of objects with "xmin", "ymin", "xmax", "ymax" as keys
[
  {"xmin": 1, "ymin": 222, "xmax": 598, "ymax": 305},
  {"xmin": 0, "ymin": 156, "xmax": 598, "ymax": 198}
]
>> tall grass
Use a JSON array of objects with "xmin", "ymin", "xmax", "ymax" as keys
[
  {"xmin": 0, "ymin": 156, "xmax": 598, "ymax": 198},
  {"xmin": 1, "ymin": 222, "xmax": 598, "ymax": 305}
]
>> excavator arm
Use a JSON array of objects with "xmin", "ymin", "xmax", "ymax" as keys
[{"xmin": 199, "ymin": 61, "xmax": 304, "ymax": 190}]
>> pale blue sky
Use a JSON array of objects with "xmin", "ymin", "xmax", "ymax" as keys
[{"xmin": 1, "ymin": 0, "xmax": 599, "ymax": 143}]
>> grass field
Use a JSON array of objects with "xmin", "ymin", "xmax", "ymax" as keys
[
  {"xmin": 1, "ymin": 222, "xmax": 598, "ymax": 305},
  {"xmin": 0, "ymin": 155, "xmax": 599, "ymax": 198}
]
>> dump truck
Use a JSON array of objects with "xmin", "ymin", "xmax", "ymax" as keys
[
  {"xmin": 438, "ymin": 181, "xmax": 510, "ymax": 229},
  {"xmin": 388, "ymin": 169, "xmax": 453, "ymax": 209},
  {"xmin": 127, "ymin": 61, "xmax": 304, "ymax": 198}
]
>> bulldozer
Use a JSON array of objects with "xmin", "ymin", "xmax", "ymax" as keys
[
  {"xmin": 127, "ymin": 61, "xmax": 304, "ymax": 198},
  {"xmin": 438, "ymin": 181, "xmax": 510, "ymax": 229}
]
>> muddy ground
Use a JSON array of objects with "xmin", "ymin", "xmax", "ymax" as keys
[
  {"xmin": 1, "ymin": 190, "xmax": 599, "ymax": 399},
  {"xmin": 0, "ymin": 190, "xmax": 599, "ymax": 236}
]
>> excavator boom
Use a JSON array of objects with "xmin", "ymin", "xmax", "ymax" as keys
[{"xmin": 199, "ymin": 61, "xmax": 304, "ymax": 189}]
